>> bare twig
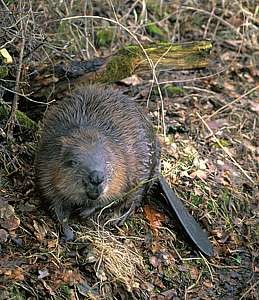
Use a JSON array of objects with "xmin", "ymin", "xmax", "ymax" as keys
[
  {"xmin": 6, "ymin": 15, "xmax": 26, "ymax": 137},
  {"xmin": 0, "ymin": 85, "xmax": 55, "ymax": 105},
  {"xmin": 239, "ymin": 280, "xmax": 259, "ymax": 300},
  {"xmin": 182, "ymin": 6, "xmax": 244, "ymax": 39},
  {"xmin": 208, "ymin": 85, "xmax": 259, "ymax": 119},
  {"xmin": 203, "ymin": 5, "xmax": 216, "ymax": 39}
]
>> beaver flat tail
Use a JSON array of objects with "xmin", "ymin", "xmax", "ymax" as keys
[{"xmin": 158, "ymin": 176, "xmax": 213, "ymax": 256}]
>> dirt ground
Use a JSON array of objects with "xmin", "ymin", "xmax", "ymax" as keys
[{"xmin": 0, "ymin": 1, "xmax": 258, "ymax": 299}]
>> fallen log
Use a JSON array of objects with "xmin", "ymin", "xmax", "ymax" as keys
[{"xmin": 28, "ymin": 40, "xmax": 212, "ymax": 99}]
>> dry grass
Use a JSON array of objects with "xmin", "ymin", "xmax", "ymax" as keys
[
  {"xmin": 0, "ymin": 0, "xmax": 258, "ymax": 299},
  {"xmin": 76, "ymin": 223, "xmax": 144, "ymax": 293}
]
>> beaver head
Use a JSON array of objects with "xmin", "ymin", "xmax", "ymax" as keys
[
  {"xmin": 62, "ymin": 144, "xmax": 105, "ymax": 200},
  {"xmin": 46, "ymin": 127, "xmax": 127, "ymax": 207}
]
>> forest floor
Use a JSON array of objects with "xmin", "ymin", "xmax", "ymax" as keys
[{"xmin": 0, "ymin": 1, "xmax": 258, "ymax": 299}]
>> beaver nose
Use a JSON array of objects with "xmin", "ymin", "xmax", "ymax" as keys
[{"xmin": 89, "ymin": 170, "xmax": 105, "ymax": 185}]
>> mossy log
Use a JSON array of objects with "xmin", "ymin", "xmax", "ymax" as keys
[
  {"xmin": 100, "ymin": 40, "xmax": 212, "ymax": 83},
  {"xmin": 29, "ymin": 40, "xmax": 212, "ymax": 99},
  {"xmin": 0, "ymin": 103, "xmax": 38, "ymax": 131}
]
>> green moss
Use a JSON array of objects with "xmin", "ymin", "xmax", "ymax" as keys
[
  {"xmin": 117, "ymin": 45, "xmax": 142, "ymax": 56},
  {"xmin": 98, "ymin": 41, "xmax": 212, "ymax": 83},
  {"xmin": 231, "ymin": 254, "xmax": 242, "ymax": 265},
  {"xmin": 0, "ymin": 103, "xmax": 9, "ymax": 118},
  {"xmin": 16, "ymin": 110, "xmax": 38, "ymax": 131},
  {"xmin": 99, "ymin": 47, "xmax": 141, "ymax": 83},
  {"xmin": 57, "ymin": 284, "xmax": 72, "ymax": 298},
  {"xmin": 207, "ymin": 199, "xmax": 214, "ymax": 211},
  {"xmin": 0, "ymin": 103, "xmax": 38, "ymax": 131},
  {"xmin": 219, "ymin": 190, "xmax": 231, "ymax": 207},
  {"xmin": 152, "ymin": 85, "xmax": 185, "ymax": 97},
  {"xmin": 96, "ymin": 28, "xmax": 114, "ymax": 47},
  {"xmin": 212, "ymin": 138, "xmax": 232, "ymax": 148},
  {"xmin": 101, "ymin": 56, "xmax": 133, "ymax": 83},
  {"xmin": 0, "ymin": 66, "xmax": 8, "ymax": 78},
  {"xmin": 164, "ymin": 84, "xmax": 185, "ymax": 96},
  {"xmin": 146, "ymin": 23, "xmax": 164, "ymax": 38},
  {"xmin": 190, "ymin": 194, "xmax": 203, "ymax": 206}
]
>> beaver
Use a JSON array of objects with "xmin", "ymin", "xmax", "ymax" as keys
[{"xmin": 35, "ymin": 85, "xmax": 213, "ymax": 256}]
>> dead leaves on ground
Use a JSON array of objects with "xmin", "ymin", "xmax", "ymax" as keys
[
  {"xmin": 0, "ymin": 197, "xmax": 20, "ymax": 242},
  {"xmin": 144, "ymin": 205, "xmax": 166, "ymax": 236}
]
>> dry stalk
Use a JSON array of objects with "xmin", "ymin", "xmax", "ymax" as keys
[
  {"xmin": 6, "ymin": 9, "xmax": 27, "ymax": 136},
  {"xmin": 208, "ymin": 85, "xmax": 259, "ymax": 119}
]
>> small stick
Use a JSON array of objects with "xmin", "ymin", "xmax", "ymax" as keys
[
  {"xmin": 208, "ymin": 85, "xmax": 259, "ymax": 119},
  {"xmin": 5, "ymin": 19, "xmax": 26, "ymax": 137}
]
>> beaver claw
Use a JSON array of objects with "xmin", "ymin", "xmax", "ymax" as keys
[{"xmin": 61, "ymin": 223, "xmax": 75, "ymax": 242}]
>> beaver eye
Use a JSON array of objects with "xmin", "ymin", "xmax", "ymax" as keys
[{"xmin": 65, "ymin": 159, "xmax": 79, "ymax": 168}]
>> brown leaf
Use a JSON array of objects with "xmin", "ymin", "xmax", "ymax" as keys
[
  {"xmin": 4, "ymin": 267, "xmax": 25, "ymax": 281},
  {"xmin": 223, "ymin": 81, "xmax": 236, "ymax": 91},
  {"xmin": 160, "ymin": 288, "xmax": 178, "ymax": 299},
  {"xmin": 190, "ymin": 266, "xmax": 199, "ymax": 280},
  {"xmin": 223, "ymin": 81, "xmax": 239, "ymax": 98},
  {"xmin": 60, "ymin": 270, "xmax": 83, "ymax": 285},
  {"xmin": 190, "ymin": 169, "xmax": 207, "ymax": 180},
  {"xmin": 1, "ymin": 215, "xmax": 20, "ymax": 231},
  {"xmin": 0, "ymin": 198, "xmax": 20, "ymax": 231},
  {"xmin": 228, "ymin": 16, "xmax": 243, "ymax": 27},
  {"xmin": 193, "ymin": 187, "xmax": 203, "ymax": 196},
  {"xmin": 153, "ymin": 275, "xmax": 166, "ymax": 289},
  {"xmin": 203, "ymin": 280, "xmax": 213, "ymax": 288},
  {"xmin": 120, "ymin": 75, "xmax": 143, "ymax": 86},
  {"xmin": 254, "ymin": 265, "xmax": 259, "ymax": 273},
  {"xmin": 144, "ymin": 205, "xmax": 165, "ymax": 235},
  {"xmin": 0, "ymin": 198, "xmax": 15, "ymax": 218},
  {"xmin": 47, "ymin": 240, "xmax": 58, "ymax": 249},
  {"xmin": 207, "ymin": 118, "xmax": 228, "ymax": 131},
  {"xmin": 249, "ymin": 99, "xmax": 259, "ymax": 113},
  {"xmin": 33, "ymin": 220, "xmax": 47, "ymax": 241}
]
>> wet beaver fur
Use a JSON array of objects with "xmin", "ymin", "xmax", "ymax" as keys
[
  {"xmin": 36, "ymin": 86, "xmax": 159, "ymax": 238},
  {"xmin": 36, "ymin": 85, "xmax": 213, "ymax": 256}
]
